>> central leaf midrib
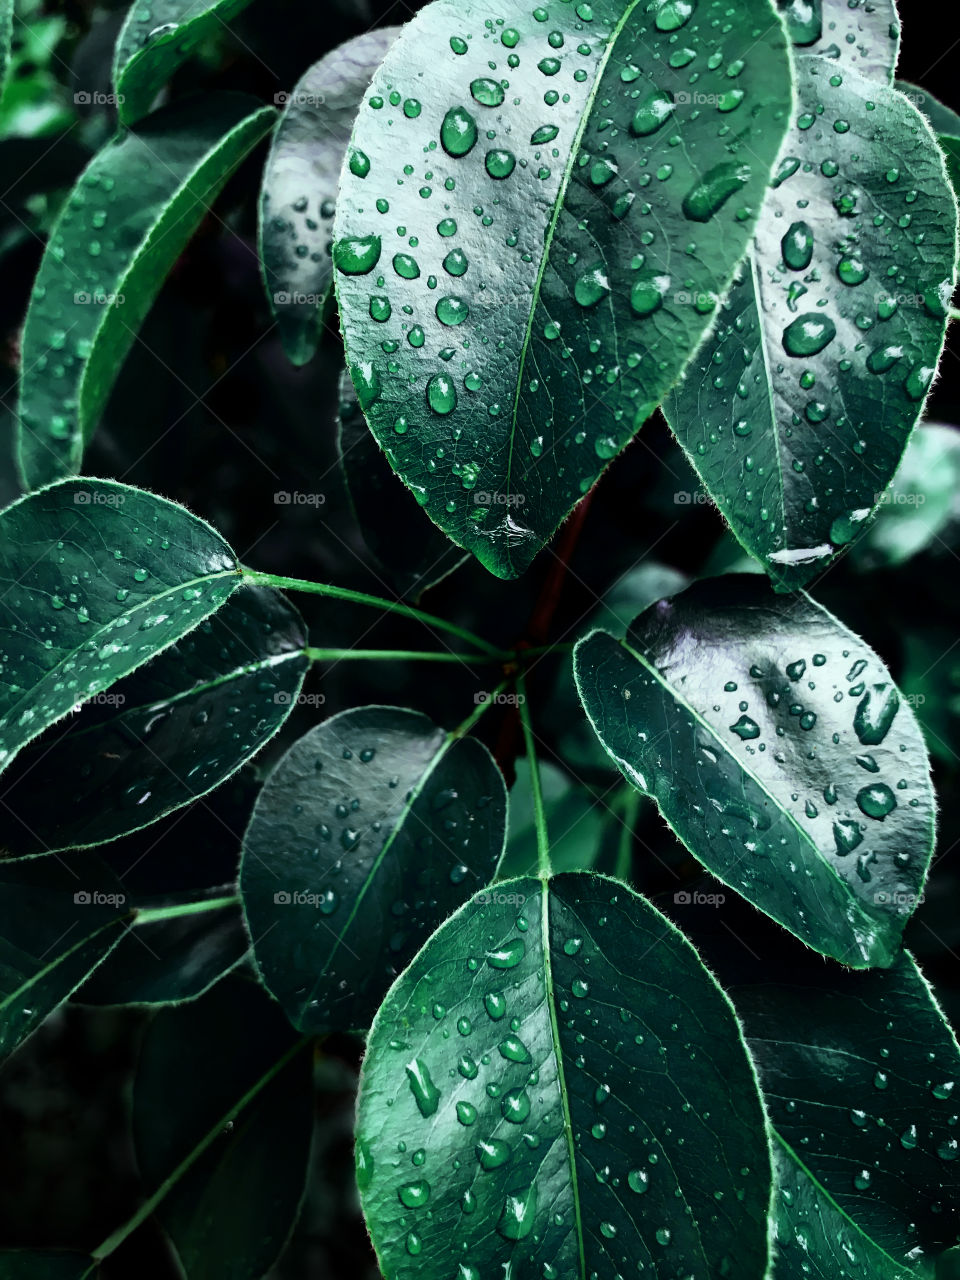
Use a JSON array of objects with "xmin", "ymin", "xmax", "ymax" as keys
[{"xmin": 503, "ymin": 0, "xmax": 644, "ymax": 567}]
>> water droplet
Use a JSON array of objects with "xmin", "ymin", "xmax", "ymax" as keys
[
  {"xmin": 471, "ymin": 78, "xmax": 506, "ymax": 108},
  {"xmin": 441, "ymin": 107, "xmax": 479, "ymax": 157},
  {"xmin": 436, "ymin": 296, "xmax": 470, "ymax": 326},
  {"xmin": 427, "ymin": 373, "xmax": 457, "ymax": 415},
  {"xmin": 782, "ymin": 314, "xmax": 837, "ymax": 357},
  {"xmin": 857, "ymin": 784, "xmax": 897, "ymax": 820},
  {"xmin": 782, "ymin": 222, "xmax": 814, "ymax": 271},
  {"xmin": 655, "ymin": 0, "xmax": 695, "ymax": 31},
  {"xmin": 574, "ymin": 264, "xmax": 610, "ymax": 307},
  {"xmin": 497, "ymin": 1185, "xmax": 538, "ymax": 1240},
  {"xmin": 334, "ymin": 235, "xmax": 381, "ymax": 275},
  {"xmin": 405, "ymin": 1058, "xmax": 441, "ymax": 1116},
  {"xmin": 631, "ymin": 90, "xmax": 676, "ymax": 136},
  {"xmin": 682, "ymin": 161, "xmax": 750, "ymax": 222},
  {"xmin": 398, "ymin": 1179, "xmax": 431, "ymax": 1208},
  {"xmin": 486, "ymin": 149, "xmax": 517, "ymax": 180}
]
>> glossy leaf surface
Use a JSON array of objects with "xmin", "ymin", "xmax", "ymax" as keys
[
  {"xmin": 1, "ymin": 586, "xmax": 308, "ymax": 854},
  {"xmin": 573, "ymin": 575, "xmax": 935, "ymax": 966},
  {"xmin": 777, "ymin": 0, "xmax": 899, "ymax": 81},
  {"xmin": 334, "ymin": 0, "xmax": 793, "ymax": 578},
  {"xmin": 0, "ymin": 478, "xmax": 240, "ymax": 775},
  {"xmin": 665, "ymin": 56, "xmax": 958, "ymax": 589},
  {"xmin": 17, "ymin": 94, "xmax": 275, "ymax": 489},
  {"xmin": 259, "ymin": 29, "xmax": 400, "ymax": 366},
  {"xmin": 113, "ymin": 0, "xmax": 256, "ymax": 124},
  {"xmin": 240, "ymin": 705, "xmax": 507, "ymax": 1033},
  {"xmin": 357, "ymin": 873, "xmax": 773, "ymax": 1279}
]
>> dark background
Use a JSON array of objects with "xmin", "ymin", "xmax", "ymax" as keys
[{"xmin": 2, "ymin": 0, "xmax": 960, "ymax": 1275}]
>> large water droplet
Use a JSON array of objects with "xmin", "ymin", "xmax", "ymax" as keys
[
  {"xmin": 782, "ymin": 221, "xmax": 814, "ymax": 271},
  {"xmin": 333, "ymin": 235, "xmax": 381, "ymax": 275},
  {"xmin": 682, "ymin": 161, "xmax": 751, "ymax": 222},
  {"xmin": 441, "ymin": 106, "xmax": 479, "ymax": 157},
  {"xmin": 857, "ymin": 784, "xmax": 897, "ymax": 820},
  {"xmin": 427, "ymin": 373, "xmax": 458, "ymax": 415},
  {"xmin": 782, "ymin": 313, "xmax": 837, "ymax": 357},
  {"xmin": 405, "ymin": 1058, "xmax": 440, "ymax": 1116}
]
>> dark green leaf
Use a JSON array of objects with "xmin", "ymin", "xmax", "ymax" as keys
[
  {"xmin": 497, "ymin": 759, "xmax": 603, "ymax": 878},
  {"xmin": 131, "ymin": 978, "xmax": 311, "ymax": 1280},
  {"xmin": 664, "ymin": 56, "xmax": 958, "ymax": 589},
  {"xmin": 259, "ymin": 29, "xmax": 400, "ymax": 366},
  {"xmin": 75, "ymin": 893, "xmax": 247, "ymax": 1007},
  {"xmin": 573, "ymin": 574, "xmax": 935, "ymax": 966},
  {"xmin": 0, "ymin": 478, "xmax": 240, "ymax": 776},
  {"xmin": 0, "ymin": 852, "xmax": 131, "ymax": 1064},
  {"xmin": 0, "ymin": 0, "xmax": 13, "ymax": 98},
  {"xmin": 357, "ymin": 873, "xmax": 773, "ymax": 1279},
  {"xmin": 113, "ymin": 0, "xmax": 256, "ymax": 125},
  {"xmin": 900, "ymin": 628, "xmax": 960, "ymax": 767},
  {"xmin": 337, "ymin": 372, "xmax": 466, "ymax": 597},
  {"xmin": 0, "ymin": 11, "xmax": 72, "ymax": 140},
  {"xmin": 734, "ymin": 951, "xmax": 960, "ymax": 1278},
  {"xmin": 777, "ymin": 0, "xmax": 899, "ymax": 79},
  {"xmin": 0, "ymin": 586, "xmax": 309, "ymax": 854},
  {"xmin": 851, "ymin": 423, "xmax": 960, "ymax": 571},
  {"xmin": 333, "ymin": 0, "xmax": 792, "ymax": 578},
  {"xmin": 240, "ymin": 705, "xmax": 507, "ymax": 1033},
  {"xmin": 16, "ymin": 94, "xmax": 276, "ymax": 489},
  {"xmin": 898, "ymin": 80, "xmax": 960, "ymax": 199}
]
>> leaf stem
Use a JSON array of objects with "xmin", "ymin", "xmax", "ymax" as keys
[
  {"xmin": 241, "ymin": 568, "xmax": 503, "ymax": 657},
  {"xmin": 517, "ymin": 673, "xmax": 550, "ymax": 879},
  {"xmin": 450, "ymin": 676, "xmax": 513, "ymax": 741},
  {"xmin": 614, "ymin": 789, "xmax": 640, "ymax": 881},
  {"xmin": 304, "ymin": 647, "xmax": 500, "ymax": 664},
  {"xmin": 134, "ymin": 894, "xmax": 240, "ymax": 926}
]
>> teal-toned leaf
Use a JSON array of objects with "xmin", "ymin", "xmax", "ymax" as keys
[
  {"xmin": 113, "ymin": 0, "xmax": 256, "ymax": 125},
  {"xmin": 0, "ymin": 10, "xmax": 72, "ymax": 141},
  {"xmin": 337, "ymin": 372, "xmax": 466, "ymax": 597},
  {"xmin": 259, "ymin": 28, "xmax": 400, "ymax": 366},
  {"xmin": 0, "ymin": 852, "xmax": 131, "ymax": 1064},
  {"xmin": 357, "ymin": 873, "xmax": 773, "ymax": 1279},
  {"xmin": 0, "ymin": 0, "xmax": 13, "ymax": 99},
  {"xmin": 0, "ymin": 478, "xmax": 240, "ymax": 776},
  {"xmin": 240, "ymin": 705, "xmax": 507, "ymax": 1033},
  {"xmin": 734, "ymin": 951, "xmax": 960, "ymax": 1278},
  {"xmin": 16, "ymin": 94, "xmax": 276, "ymax": 490},
  {"xmin": 497, "ymin": 759, "xmax": 603, "ymax": 878},
  {"xmin": 898, "ymin": 80, "xmax": 960, "ymax": 198},
  {"xmin": 665, "ymin": 56, "xmax": 958, "ymax": 589},
  {"xmin": 131, "ymin": 978, "xmax": 311, "ymax": 1280},
  {"xmin": 777, "ymin": 0, "xmax": 899, "ymax": 80},
  {"xmin": 0, "ymin": 586, "xmax": 308, "ymax": 855},
  {"xmin": 75, "ymin": 892, "xmax": 247, "ymax": 1006},
  {"xmin": 851, "ymin": 423, "xmax": 960, "ymax": 571},
  {"xmin": 333, "ymin": 0, "xmax": 793, "ymax": 579},
  {"xmin": 573, "ymin": 574, "xmax": 935, "ymax": 966},
  {"xmin": 0, "ymin": 1254, "xmax": 95, "ymax": 1279}
]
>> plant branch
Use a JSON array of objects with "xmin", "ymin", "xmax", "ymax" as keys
[{"xmin": 517, "ymin": 673, "xmax": 550, "ymax": 879}]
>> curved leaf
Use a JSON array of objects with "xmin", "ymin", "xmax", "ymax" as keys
[
  {"xmin": 734, "ymin": 951, "xmax": 960, "ymax": 1278},
  {"xmin": 573, "ymin": 574, "xmax": 935, "ymax": 966},
  {"xmin": 337, "ymin": 372, "xmax": 465, "ymax": 597},
  {"xmin": 777, "ymin": 0, "xmax": 900, "ymax": 81},
  {"xmin": 16, "ymin": 93, "xmax": 276, "ymax": 490},
  {"xmin": 240, "ymin": 705, "xmax": 507, "ymax": 1034},
  {"xmin": 0, "ymin": 586, "xmax": 309, "ymax": 854},
  {"xmin": 0, "ymin": 478, "xmax": 240, "ymax": 775},
  {"xmin": 665, "ymin": 56, "xmax": 958, "ymax": 589},
  {"xmin": 113, "ymin": 0, "xmax": 256, "ymax": 125},
  {"xmin": 333, "ymin": 0, "xmax": 793, "ymax": 579},
  {"xmin": 357, "ymin": 873, "xmax": 773, "ymax": 1279},
  {"xmin": 131, "ymin": 979, "xmax": 311, "ymax": 1280},
  {"xmin": 259, "ymin": 28, "xmax": 401, "ymax": 366},
  {"xmin": 0, "ymin": 852, "xmax": 131, "ymax": 1064}
]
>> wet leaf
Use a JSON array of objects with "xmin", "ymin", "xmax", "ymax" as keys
[
  {"xmin": 240, "ymin": 705, "xmax": 507, "ymax": 1034},
  {"xmin": 259, "ymin": 28, "xmax": 400, "ymax": 366},
  {"xmin": 0, "ymin": 478, "xmax": 241, "ymax": 776},
  {"xmin": 113, "ymin": 0, "xmax": 256, "ymax": 125},
  {"xmin": 0, "ymin": 852, "xmax": 130, "ymax": 1064},
  {"xmin": 0, "ymin": 586, "xmax": 309, "ymax": 854},
  {"xmin": 357, "ymin": 873, "xmax": 773, "ymax": 1279},
  {"xmin": 337, "ymin": 371, "xmax": 466, "ymax": 597},
  {"xmin": 777, "ymin": 0, "xmax": 899, "ymax": 80},
  {"xmin": 334, "ymin": 0, "xmax": 792, "ymax": 578},
  {"xmin": 665, "ymin": 56, "xmax": 958, "ymax": 589},
  {"xmin": 16, "ymin": 94, "xmax": 275, "ymax": 489},
  {"xmin": 132, "ymin": 978, "xmax": 311, "ymax": 1280},
  {"xmin": 733, "ymin": 951, "xmax": 960, "ymax": 1278},
  {"xmin": 573, "ymin": 574, "xmax": 935, "ymax": 967}
]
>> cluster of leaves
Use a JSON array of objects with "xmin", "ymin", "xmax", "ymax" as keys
[{"xmin": 2, "ymin": 0, "xmax": 960, "ymax": 1277}]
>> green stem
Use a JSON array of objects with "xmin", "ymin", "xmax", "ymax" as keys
[
  {"xmin": 451, "ymin": 676, "xmax": 513, "ymax": 740},
  {"xmin": 305, "ymin": 647, "xmax": 500, "ymax": 664},
  {"xmin": 90, "ymin": 1037, "xmax": 312, "ymax": 1262},
  {"xmin": 950, "ymin": 308, "xmax": 960, "ymax": 323},
  {"xmin": 135, "ymin": 894, "xmax": 240, "ymax": 926},
  {"xmin": 242, "ymin": 568, "xmax": 503, "ymax": 657},
  {"xmin": 517, "ymin": 673, "xmax": 550, "ymax": 879},
  {"xmin": 614, "ymin": 790, "xmax": 640, "ymax": 881}
]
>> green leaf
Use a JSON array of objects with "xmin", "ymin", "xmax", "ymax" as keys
[
  {"xmin": 498, "ymin": 759, "xmax": 604, "ymax": 878},
  {"xmin": 75, "ymin": 893, "xmax": 247, "ymax": 1007},
  {"xmin": 16, "ymin": 94, "xmax": 276, "ymax": 490},
  {"xmin": 0, "ymin": 0, "xmax": 13, "ymax": 99},
  {"xmin": 240, "ymin": 705, "xmax": 507, "ymax": 1034},
  {"xmin": 0, "ymin": 852, "xmax": 131, "ymax": 1064},
  {"xmin": 777, "ymin": 0, "xmax": 899, "ymax": 80},
  {"xmin": 259, "ymin": 29, "xmax": 401, "ymax": 366},
  {"xmin": 0, "ymin": 586, "xmax": 309, "ymax": 854},
  {"xmin": 0, "ymin": 478, "xmax": 241, "ymax": 776},
  {"xmin": 128, "ymin": 978, "xmax": 311, "ymax": 1280},
  {"xmin": 664, "ymin": 56, "xmax": 959, "ymax": 590},
  {"xmin": 333, "ymin": 0, "xmax": 793, "ymax": 579},
  {"xmin": 898, "ymin": 80, "xmax": 960, "ymax": 199},
  {"xmin": 356, "ymin": 873, "xmax": 773, "ymax": 1279},
  {"xmin": 113, "ymin": 0, "xmax": 256, "ymax": 125},
  {"xmin": 337, "ymin": 372, "xmax": 466, "ymax": 597},
  {"xmin": 851, "ymin": 423, "xmax": 960, "ymax": 571},
  {"xmin": 734, "ymin": 950, "xmax": 960, "ymax": 1278},
  {"xmin": 573, "ymin": 574, "xmax": 935, "ymax": 967}
]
